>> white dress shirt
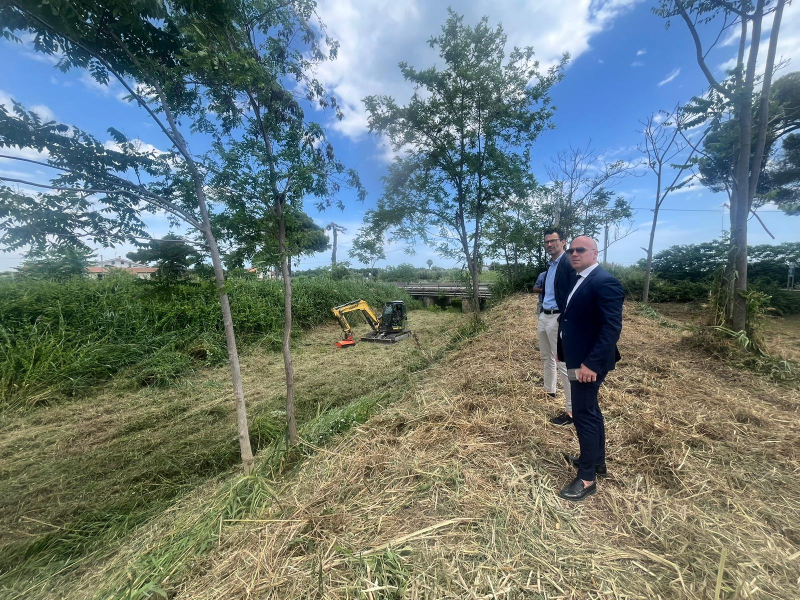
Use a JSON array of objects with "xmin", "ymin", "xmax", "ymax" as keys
[{"xmin": 566, "ymin": 262, "xmax": 600, "ymax": 308}]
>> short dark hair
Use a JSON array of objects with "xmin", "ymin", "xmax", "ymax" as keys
[{"xmin": 543, "ymin": 227, "xmax": 564, "ymax": 240}]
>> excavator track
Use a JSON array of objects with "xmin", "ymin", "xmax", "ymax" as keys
[{"xmin": 360, "ymin": 331, "xmax": 411, "ymax": 344}]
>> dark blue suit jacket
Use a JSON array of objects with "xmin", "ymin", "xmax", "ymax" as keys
[
  {"xmin": 541, "ymin": 252, "xmax": 577, "ymax": 312},
  {"xmin": 557, "ymin": 266, "xmax": 624, "ymax": 373}
]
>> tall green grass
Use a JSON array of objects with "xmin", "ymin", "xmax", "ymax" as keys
[{"xmin": 0, "ymin": 273, "xmax": 413, "ymax": 408}]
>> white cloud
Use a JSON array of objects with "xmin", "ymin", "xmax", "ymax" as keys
[
  {"xmin": 631, "ymin": 61, "xmax": 645, "ymax": 67},
  {"xmin": 657, "ymin": 67, "xmax": 681, "ymax": 86},
  {"xmin": 0, "ymin": 89, "xmax": 56, "ymax": 125},
  {"xmin": 29, "ymin": 103, "xmax": 56, "ymax": 122},
  {"xmin": 80, "ymin": 72, "xmax": 114, "ymax": 96},
  {"xmin": 314, "ymin": 0, "xmax": 642, "ymax": 141},
  {"xmin": 637, "ymin": 48, "xmax": 647, "ymax": 55},
  {"xmin": 79, "ymin": 72, "xmax": 136, "ymax": 106},
  {"xmin": 103, "ymin": 139, "xmax": 167, "ymax": 156},
  {"xmin": 0, "ymin": 144, "xmax": 50, "ymax": 164}
]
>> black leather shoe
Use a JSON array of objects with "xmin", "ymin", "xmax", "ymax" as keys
[
  {"xmin": 558, "ymin": 477, "xmax": 597, "ymax": 501},
  {"xmin": 563, "ymin": 453, "xmax": 607, "ymax": 476},
  {"xmin": 549, "ymin": 412, "xmax": 573, "ymax": 426}
]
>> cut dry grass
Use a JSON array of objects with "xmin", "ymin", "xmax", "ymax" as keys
[
  {"xmin": 156, "ymin": 295, "xmax": 799, "ymax": 600},
  {"xmin": 0, "ymin": 308, "xmax": 465, "ymax": 599}
]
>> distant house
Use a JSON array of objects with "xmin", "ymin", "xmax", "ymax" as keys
[{"xmin": 86, "ymin": 256, "xmax": 157, "ymax": 280}]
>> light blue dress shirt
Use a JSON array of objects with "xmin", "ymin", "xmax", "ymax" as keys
[{"xmin": 542, "ymin": 252, "xmax": 564, "ymax": 310}]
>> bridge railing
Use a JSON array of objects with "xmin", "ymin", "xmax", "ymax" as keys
[{"xmin": 394, "ymin": 281, "xmax": 493, "ymax": 298}]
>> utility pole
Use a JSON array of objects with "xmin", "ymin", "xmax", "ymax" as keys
[
  {"xmin": 326, "ymin": 222, "xmax": 346, "ymax": 267},
  {"xmin": 602, "ymin": 224, "xmax": 609, "ymax": 266},
  {"xmin": 789, "ymin": 262, "xmax": 796, "ymax": 290}
]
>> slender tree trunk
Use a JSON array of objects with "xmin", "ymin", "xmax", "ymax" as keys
[
  {"xmin": 196, "ymin": 189, "xmax": 254, "ymax": 474},
  {"xmin": 468, "ymin": 255, "xmax": 481, "ymax": 315},
  {"xmin": 602, "ymin": 224, "xmax": 609, "ymax": 266},
  {"xmin": 643, "ymin": 169, "xmax": 663, "ymax": 304},
  {"xmin": 165, "ymin": 99, "xmax": 253, "ymax": 473},
  {"xmin": 643, "ymin": 205, "xmax": 661, "ymax": 304},
  {"xmin": 277, "ymin": 199, "xmax": 298, "ymax": 445},
  {"xmin": 331, "ymin": 228, "xmax": 337, "ymax": 267},
  {"xmin": 513, "ymin": 254, "xmax": 519, "ymax": 283}
]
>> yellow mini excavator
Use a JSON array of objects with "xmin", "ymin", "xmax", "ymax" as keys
[{"xmin": 331, "ymin": 299, "xmax": 410, "ymax": 348}]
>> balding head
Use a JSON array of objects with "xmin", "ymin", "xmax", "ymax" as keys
[{"xmin": 568, "ymin": 236, "xmax": 599, "ymax": 273}]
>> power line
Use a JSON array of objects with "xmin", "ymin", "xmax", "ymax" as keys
[{"xmin": 629, "ymin": 207, "xmax": 784, "ymax": 213}]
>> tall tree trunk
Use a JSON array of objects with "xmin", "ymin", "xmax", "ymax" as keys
[
  {"xmin": 642, "ymin": 206, "xmax": 661, "ymax": 304},
  {"xmin": 602, "ymin": 224, "xmax": 609, "ymax": 266},
  {"xmin": 469, "ymin": 257, "xmax": 481, "ymax": 315},
  {"xmin": 196, "ymin": 188, "xmax": 254, "ymax": 474},
  {"xmin": 168, "ymin": 100, "xmax": 253, "ymax": 474},
  {"xmin": 729, "ymin": 1, "xmax": 765, "ymax": 332},
  {"xmin": 331, "ymin": 228, "xmax": 338, "ymax": 267},
  {"xmin": 513, "ymin": 255, "xmax": 519, "ymax": 283},
  {"xmin": 643, "ymin": 170, "xmax": 663, "ymax": 304},
  {"xmin": 278, "ymin": 199, "xmax": 298, "ymax": 445}
]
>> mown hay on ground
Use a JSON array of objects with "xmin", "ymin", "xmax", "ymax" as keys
[
  {"xmin": 70, "ymin": 295, "xmax": 800, "ymax": 599},
  {"xmin": 170, "ymin": 295, "xmax": 799, "ymax": 599}
]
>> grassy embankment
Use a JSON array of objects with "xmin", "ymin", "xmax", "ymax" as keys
[
  {"xmin": 121, "ymin": 295, "xmax": 797, "ymax": 600},
  {"xmin": 0, "ymin": 298, "xmax": 470, "ymax": 599},
  {"xmin": 4, "ymin": 292, "xmax": 799, "ymax": 599}
]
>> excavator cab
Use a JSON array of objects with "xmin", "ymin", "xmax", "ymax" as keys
[
  {"xmin": 332, "ymin": 300, "xmax": 411, "ymax": 347},
  {"xmin": 379, "ymin": 301, "xmax": 407, "ymax": 333}
]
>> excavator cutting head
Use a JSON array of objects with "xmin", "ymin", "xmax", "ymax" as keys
[{"xmin": 335, "ymin": 334, "xmax": 356, "ymax": 348}]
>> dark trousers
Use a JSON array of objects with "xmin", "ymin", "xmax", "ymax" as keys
[{"xmin": 570, "ymin": 371, "xmax": 607, "ymax": 481}]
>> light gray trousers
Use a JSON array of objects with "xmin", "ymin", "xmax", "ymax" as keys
[{"xmin": 536, "ymin": 312, "xmax": 572, "ymax": 412}]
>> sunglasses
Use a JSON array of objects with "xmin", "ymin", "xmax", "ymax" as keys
[{"xmin": 566, "ymin": 247, "xmax": 593, "ymax": 255}]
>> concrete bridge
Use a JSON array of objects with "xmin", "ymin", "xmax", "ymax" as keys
[{"xmin": 394, "ymin": 281, "xmax": 492, "ymax": 311}]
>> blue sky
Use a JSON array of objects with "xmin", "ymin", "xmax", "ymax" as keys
[{"xmin": 1, "ymin": 0, "xmax": 798, "ymax": 272}]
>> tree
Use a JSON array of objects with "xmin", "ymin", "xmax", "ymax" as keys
[
  {"xmin": 657, "ymin": 0, "xmax": 788, "ymax": 332},
  {"xmin": 126, "ymin": 234, "xmax": 201, "ymax": 279},
  {"xmin": 0, "ymin": 0, "xmax": 261, "ymax": 473},
  {"xmin": 326, "ymin": 222, "xmax": 346, "ymax": 267},
  {"xmin": 379, "ymin": 263, "xmax": 419, "ymax": 282},
  {"xmin": 694, "ymin": 71, "xmax": 800, "ymax": 227},
  {"xmin": 356, "ymin": 10, "xmax": 565, "ymax": 313},
  {"xmin": 544, "ymin": 143, "xmax": 635, "ymax": 241},
  {"xmin": 214, "ymin": 208, "xmax": 328, "ymax": 275},
  {"xmin": 649, "ymin": 237, "xmax": 800, "ymax": 285},
  {"xmin": 483, "ymin": 193, "xmax": 543, "ymax": 281},
  {"xmin": 769, "ymin": 133, "xmax": 800, "ymax": 214},
  {"xmin": 201, "ymin": 4, "xmax": 364, "ymax": 445},
  {"xmin": 638, "ymin": 107, "xmax": 708, "ymax": 302},
  {"xmin": 17, "ymin": 245, "xmax": 95, "ymax": 280},
  {"xmin": 0, "ymin": 0, "xmax": 338, "ymax": 471}
]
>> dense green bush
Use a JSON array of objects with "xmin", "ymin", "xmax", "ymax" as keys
[
  {"xmin": 648, "ymin": 238, "xmax": 800, "ymax": 286},
  {"xmin": 0, "ymin": 272, "xmax": 413, "ymax": 407},
  {"xmin": 751, "ymin": 284, "xmax": 800, "ymax": 315},
  {"xmin": 608, "ymin": 265, "xmax": 710, "ymax": 303}
]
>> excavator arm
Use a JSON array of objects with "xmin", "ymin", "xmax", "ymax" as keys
[{"xmin": 331, "ymin": 300, "xmax": 380, "ymax": 342}]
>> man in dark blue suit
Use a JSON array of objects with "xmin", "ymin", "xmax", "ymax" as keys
[{"xmin": 557, "ymin": 236, "xmax": 624, "ymax": 501}]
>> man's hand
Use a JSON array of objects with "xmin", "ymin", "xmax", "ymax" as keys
[{"xmin": 577, "ymin": 363, "xmax": 597, "ymax": 383}]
